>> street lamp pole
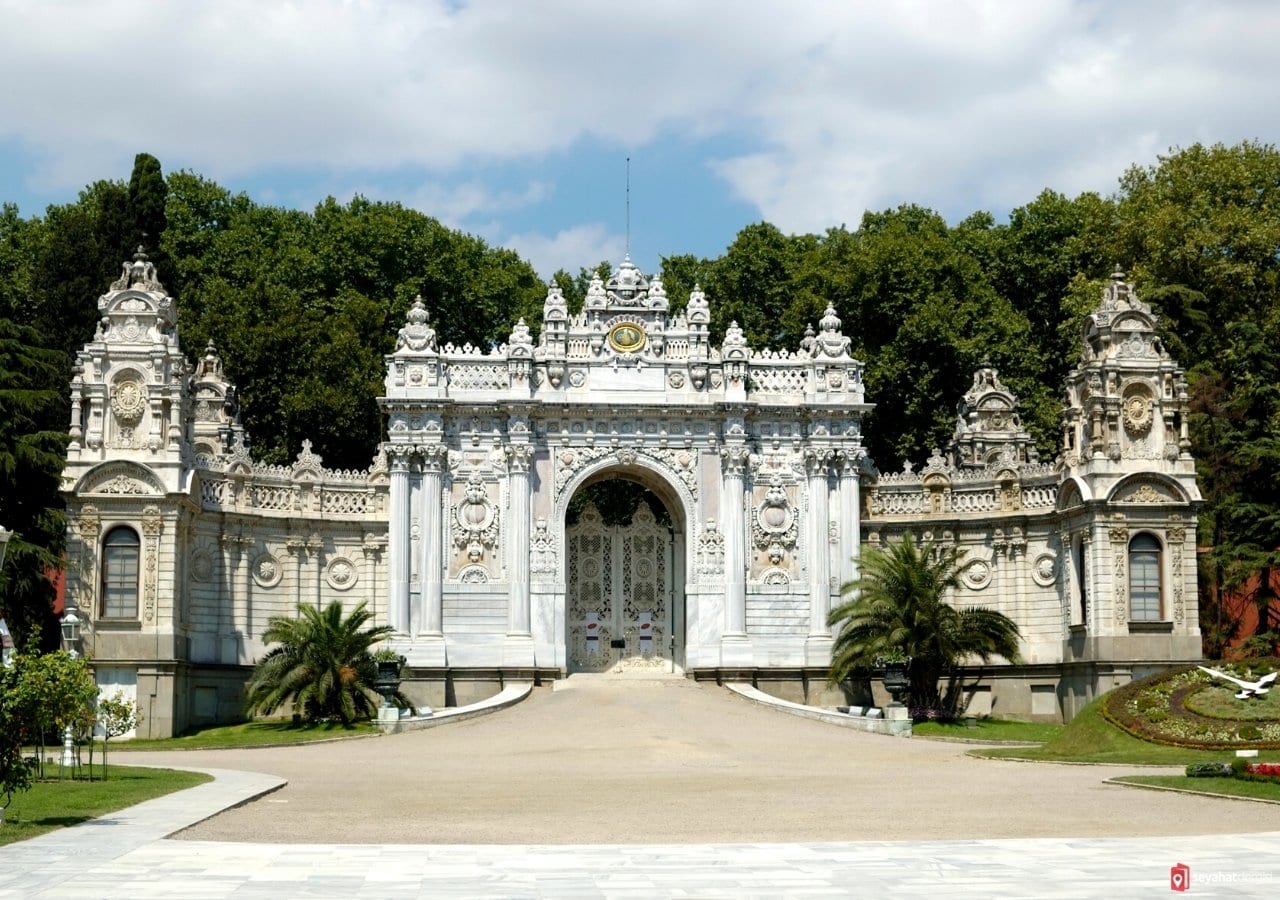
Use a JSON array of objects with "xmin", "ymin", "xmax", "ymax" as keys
[{"xmin": 60, "ymin": 607, "xmax": 82, "ymax": 768}]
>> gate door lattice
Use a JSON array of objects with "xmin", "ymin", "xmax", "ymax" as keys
[{"xmin": 567, "ymin": 500, "xmax": 673, "ymax": 672}]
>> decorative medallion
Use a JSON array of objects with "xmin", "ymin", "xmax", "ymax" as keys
[
  {"xmin": 252, "ymin": 553, "xmax": 283, "ymax": 588},
  {"xmin": 668, "ymin": 371, "xmax": 686, "ymax": 389},
  {"xmin": 1123, "ymin": 393, "xmax": 1153, "ymax": 436},
  {"xmin": 190, "ymin": 548, "xmax": 213, "ymax": 583},
  {"xmin": 962, "ymin": 559, "xmax": 992, "ymax": 590},
  {"xmin": 752, "ymin": 476, "xmax": 798, "ymax": 565},
  {"xmin": 325, "ymin": 557, "xmax": 358, "ymax": 591},
  {"xmin": 452, "ymin": 475, "xmax": 499, "ymax": 561},
  {"xmin": 110, "ymin": 379, "xmax": 147, "ymax": 425},
  {"xmin": 1032, "ymin": 553, "xmax": 1057, "ymax": 587},
  {"xmin": 607, "ymin": 322, "xmax": 646, "ymax": 353}
]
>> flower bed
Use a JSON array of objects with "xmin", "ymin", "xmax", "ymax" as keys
[{"xmin": 1103, "ymin": 660, "xmax": 1280, "ymax": 750}]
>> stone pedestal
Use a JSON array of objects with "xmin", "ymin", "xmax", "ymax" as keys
[
  {"xmin": 804, "ymin": 634, "xmax": 834, "ymax": 666},
  {"xmin": 502, "ymin": 633, "xmax": 536, "ymax": 667},
  {"xmin": 720, "ymin": 633, "xmax": 753, "ymax": 667}
]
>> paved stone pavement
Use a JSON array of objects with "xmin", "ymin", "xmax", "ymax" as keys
[{"xmin": 3, "ymin": 679, "xmax": 1280, "ymax": 897}]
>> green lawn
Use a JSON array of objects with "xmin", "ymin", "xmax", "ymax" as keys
[
  {"xmin": 913, "ymin": 717, "xmax": 1062, "ymax": 743},
  {"xmin": 974, "ymin": 696, "xmax": 1280, "ymax": 766},
  {"xmin": 1115, "ymin": 774, "xmax": 1280, "ymax": 804},
  {"xmin": 0, "ymin": 766, "xmax": 210, "ymax": 845},
  {"xmin": 116, "ymin": 718, "xmax": 379, "ymax": 751}
]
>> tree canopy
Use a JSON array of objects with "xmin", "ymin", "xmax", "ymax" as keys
[{"xmin": 2, "ymin": 141, "xmax": 1280, "ymax": 649}]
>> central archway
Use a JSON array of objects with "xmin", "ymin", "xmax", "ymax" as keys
[{"xmin": 564, "ymin": 471, "xmax": 687, "ymax": 673}]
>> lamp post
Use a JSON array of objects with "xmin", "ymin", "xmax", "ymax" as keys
[
  {"xmin": 60, "ymin": 607, "xmax": 82, "ymax": 768},
  {"xmin": 0, "ymin": 526, "xmax": 9, "ymax": 668}
]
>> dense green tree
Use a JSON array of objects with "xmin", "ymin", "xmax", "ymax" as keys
[
  {"xmin": 245, "ymin": 601, "xmax": 410, "ymax": 724},
  {"xmin": 828, "ymin": 535, "xmax": 1022, "ymax": 711},
  {"xmin": 127, "ymin": 153, "xmax": 167, "ymax": 258},
  {"xmin": 0, "ymin": 318, "xmax": 67, "ymax": 648}
]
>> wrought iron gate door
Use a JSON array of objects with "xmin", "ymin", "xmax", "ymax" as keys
[{"xmin": 567, "ymin": 501, "xmax": 672, "ymax": 672}]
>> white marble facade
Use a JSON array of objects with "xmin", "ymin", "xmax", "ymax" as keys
[{"xmin": 61, "ymin": 254, "xmax": 1201, "ymax": 735}]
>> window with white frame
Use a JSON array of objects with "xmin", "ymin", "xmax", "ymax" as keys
[
  {"xmin": 101, "ymin": 527, "xmax": 140, "ymax": 618},
  {"xmin": 1128, "ymin": 533, "xmax": 1162, "ymax": 621}
]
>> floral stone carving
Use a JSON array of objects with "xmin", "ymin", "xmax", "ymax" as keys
[
  {"xmin": 452, "ymin": 474, "xmax": 499, "ymax": 562},
  {"xmin": 752, "ymin": 476, "xmax": 797, "ymax": 565}
]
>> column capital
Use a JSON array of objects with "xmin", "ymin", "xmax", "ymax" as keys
[
  {"xmin": 720, "ymin": 444, "xmax": 751, "ymax": 476},
  {"xmin": 834, "ymin": 446, "xmax": 865, "ymax": 476},
  {"xmin": 417, "ymin": 443, "xmax": 447, "ymax": 472},
  {"xmin": 387, "ymin": 444, "xmax": 414, "ymax": 471},
  {"xmin": 506, "ymin": 443, "xmax": 535, "ymax": 473},
  {"xmin": 803, "ymin": 446, "xmax": 836, "ymax": 477}
]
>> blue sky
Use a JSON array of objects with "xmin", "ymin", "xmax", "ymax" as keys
[{"xmin": 1, "ymin": 0, "xmax": 1276, "ymax": 277}]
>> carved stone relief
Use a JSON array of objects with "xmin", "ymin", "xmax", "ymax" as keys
[
  {"xmin": 452, "ymin": 474, "xmax": 499, "ymax": 563},
  {"xmin": 326, "ymin": 557, "xmax": 358, "ymax": 591},
  {"xmin": 752, "ymin": 476, "xmax": 797, "ymax": 565},
  {"xmin": 697, "ymin": 519, "xmax": 725, "ymax": 577},
  {"xmin": 253, "ymin": 553, "xmax": 283, "ymax": 588}
]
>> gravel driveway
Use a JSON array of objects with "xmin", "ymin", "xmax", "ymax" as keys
[{"xmin": 124, "ymin": 678, "xmax": 1280, "ymax": 844}]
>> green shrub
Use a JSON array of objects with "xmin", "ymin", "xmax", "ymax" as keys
[
  {"xmin": 1185, "ymin": 762, "xmax": 1232, "ymax": 778},
  {"xmin": 1238, "ymin": 724, "xmax": 1263, "ymax": 741}
]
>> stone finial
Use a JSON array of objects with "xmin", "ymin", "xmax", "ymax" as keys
[
  {"xmin": 109, "ymin": 245, "xmax": 165, "ymax": 293},
  {"xmin": 722, "ymin": 320, "xmax": 748, "ymax": 361},
  {"xmin": 800, "ymin": 323, "xmax": 816, "ymax": 355},
  {"xmin": 686, "ymin": 283, "xmax": 710, "ymax": 325},
  {"xmin": 508, "ymin": 318, "xmax": 533, "ymax": 356},
  {"xmin": 814, "ymin": 304, "xmax": 851, "ymax": 358},
  {"xmin": 647, "ymin": 275, "xmax": 669, "ymax": 311},
  {"xmin": 395, "ymin": 296, "xmax": 437, "ymax": 352},
  {"xmin": 542, "ymin": 283, "xmax": 568, "ymax": 321},
  {"xmin": 195, "ymin": 340, "xmax": 225, "ymax": 381},
  {"xmin": 604, "ymin": 254, "xmax": 649, "ymax": 306},
  {"xmin": 584, "ymin": 274, "xmax": 608, "ymax": 310}
]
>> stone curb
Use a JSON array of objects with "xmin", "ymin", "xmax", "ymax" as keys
[
  {"xmin": 1105, "ymin": 776, "xmax": 1280, "ymax": 806},
  {"xmin": 725, "ymin": 683, "xmax": 911, "ymax": 737},
  {"xmin": 380, "ymin": 682, "xmax": 532, "ymax": 733}
]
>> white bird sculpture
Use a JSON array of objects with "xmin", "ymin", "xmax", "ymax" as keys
[{"xmin": 1197, "ymin": 665, "xmax": 1279, "ymax": 700}]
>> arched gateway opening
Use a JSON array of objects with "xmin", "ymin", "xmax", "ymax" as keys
[{"xmin": 565, "ymin": 473, "xmax": 686, "ymax": 673}]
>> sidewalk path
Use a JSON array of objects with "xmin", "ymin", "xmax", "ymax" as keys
[{"xmin": 4, "ymin": 680, "xmax": 1280, "ymax": 897}]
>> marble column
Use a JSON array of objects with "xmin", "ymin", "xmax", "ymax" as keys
[
  {"xmin": 504, "ymin": 443, "xmax": 536, "ymax": 666},
  {"xmin": 720, "ymin": 445, "xmax": 751, "ymax": 665},
  {"xmin": 805, "ymin": 448, "xmax": 834, "ymax": 663},
  {"xmin": 506, "ymin": 444, "xmax": 533, "ymax": 634},
  {"xmin": 837, "ymin": 450, "xmax": 861, "ymax": 595},
  {"xmin": 419, "ymin": 445, "xmax": 446, "ymax": 635},
  {"xmin": 388, "ymin": 448, "xmax": 411, "ymax": 634}
]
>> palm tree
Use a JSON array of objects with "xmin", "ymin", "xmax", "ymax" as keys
[
  {"xmin": 245, "ymin": 600, "xmax": 410, "ymax": 724},
  {"xmin": 827, "ymin": 534, "xmax": 1022, "ymax": 711}
]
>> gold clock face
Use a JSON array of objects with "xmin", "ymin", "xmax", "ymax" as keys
[{"xmin": 607, "ymin": 322, "xmax": 646, "ymax": 353}]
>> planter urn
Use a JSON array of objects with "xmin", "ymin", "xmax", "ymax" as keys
[
  {"xmin": 374, "ymin": 659, "xmax": 402, "ymax": 709},
  {"xmin": 881, "ymin": 661, "xmax": 910, "ymax": 707}
]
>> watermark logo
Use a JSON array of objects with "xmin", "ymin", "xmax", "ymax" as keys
[{"xmin": 1170, "ymin": 863, "xmax": 1190, "ymax": 892}]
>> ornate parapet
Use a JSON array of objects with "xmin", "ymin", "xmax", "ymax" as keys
[{"xmin": 195, "ymin": 440, "xmax": 387, "ymax": 521}]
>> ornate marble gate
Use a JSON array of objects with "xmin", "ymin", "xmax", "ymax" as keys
[{"xmin": 566, "ymin": 501, "xmax": 674, "ymax": 672}]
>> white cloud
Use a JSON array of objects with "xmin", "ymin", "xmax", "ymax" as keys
[
  {"xmin": 504, "ymin": 224, "xmax": 624, "ymax": 279},
  {"xmin": 1, "ymin": 0, "xmax": 1276, "ymax": 233}
]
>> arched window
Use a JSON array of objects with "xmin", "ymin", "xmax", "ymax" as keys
[
  {"xmin": 1129, "ymin": 533, "xmax": 1162, "ymax": 622},
  {"xmin": 102, "ymin": 527, "xmax": 140, "ymax": 618}
]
